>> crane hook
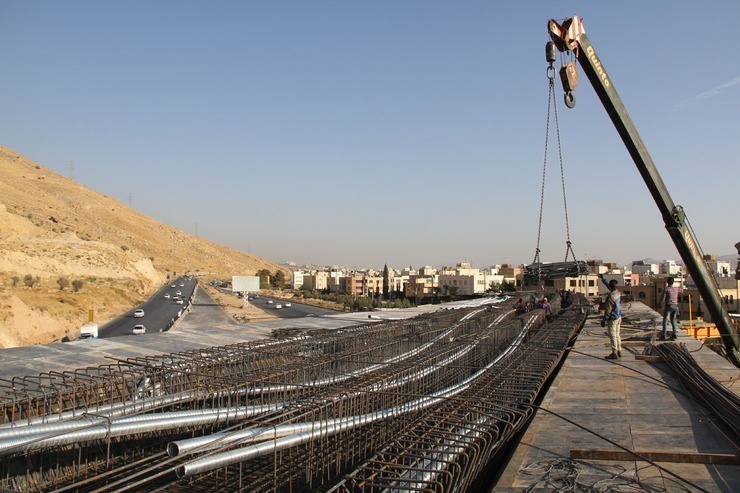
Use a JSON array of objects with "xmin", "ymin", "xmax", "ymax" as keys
[
  {"xmin": 560, "ymin": 61, "xmax": 578, "ymax": 109},
  {"xmin": 564, "ymin": 91, "xmax": 576, "ymax": 108}
]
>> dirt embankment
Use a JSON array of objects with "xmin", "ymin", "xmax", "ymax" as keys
[{"xmin": 0, "ymin": 145, "xmax": 288, "ymax": 348}]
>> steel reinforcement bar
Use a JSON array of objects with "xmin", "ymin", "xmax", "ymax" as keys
[{"xmin": 0, "ymin": 295, "xmax": 588, "ymax": 492}]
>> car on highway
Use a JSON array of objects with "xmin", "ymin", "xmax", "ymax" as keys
[
  {"xmin": 275, "ymin": 304, "xmax": 283, "ymax": 309},
  {"xmin": 179, "ymin": 283, "xmax": 184, "ymax": 287},
  {"xmin": 284, "ymin": 303, "xmax": 292, "ymax": 308},
  {"xmin": 132, "ymin": 324, "xmax": 146, "ymax": 335},
  {"xmin": 175, "ymin": 298, "xmax": 184, "ymax": 305},
  {"xmin": 134, "ymin": 309, "xmax": 145, "ymax": 318},
  {"xmin": 267, "ymin": 300, "xmax": 273, "ymax": 304},
  {"xmin": 176, "ymin": 290, "xmax": 182, "ymax": 296},
  {"xmin": 164, "ymin": 293, "xmax": 171, "ymax": 299},
  {"xmin": 171, "ymin": 284, "xmax": 176, "ymax": 288}
]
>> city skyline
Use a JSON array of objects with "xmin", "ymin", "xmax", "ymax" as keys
[
  {"xmin": 281, "ymin": 254, "xmax": 740, "ymax": 275},
  {"xmin": 2, "ymin": 2, "xmax": 738, "ymax": 267}
]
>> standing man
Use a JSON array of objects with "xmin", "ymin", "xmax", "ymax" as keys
[
  {"xmin": 658, "ymin": 277, "xmax": 683, "ymax": 340},
  {"xmin": 600, "ymin": 275, "xmax": 622, "ymax": 360}
]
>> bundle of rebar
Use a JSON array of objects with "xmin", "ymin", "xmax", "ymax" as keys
[
  {"xmin": 652, "ymin": 342, "xmax": 740, "ymax": 439},
  {"xmin": 524, "ymin": 261, "xmax": 588, "ymax": 284}
]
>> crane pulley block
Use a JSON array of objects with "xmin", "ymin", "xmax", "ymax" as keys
[{"xmin": 559, "ymin": 61, "xmax": 578, "ymax": 92}]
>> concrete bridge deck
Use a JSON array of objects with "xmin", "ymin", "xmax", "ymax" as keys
[{"xmin": 493, "ymin": 302, "xmax": 740, "ymax": 492}]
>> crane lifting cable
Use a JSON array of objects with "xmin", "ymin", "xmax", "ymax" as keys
[{"xmin": 525, "ymin": 41, "xmax": 587, "ymax": 285}]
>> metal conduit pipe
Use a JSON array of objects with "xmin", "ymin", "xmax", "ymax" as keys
[
  {"xmin": 341, "ymin": 307, "xmax": 503, "ymax": 390},
  {"xmin": 0, "ymin": 390, "xmax": 200, "ymax": 430},
  {"xmin": 337, "ymin": 383, "xmax": 537, "ymax": 491},
  {"xmin": 0, "ymin": 377, "xmax": 267, "ymax": 432},
  {"xmin": 339, "ymin": 311, "xmax": 576, "ymax": 490},
  {"xmin": 7, "ymin": 312, "xmax": 514, "ymax": 458},
  {"xmin": 170, "ymin": 314, "xmax": 531, "ymax": 460},
  {"xmin": 176, "ymin": 405, "xmax": 410, "ymax": 478},
  {"xmin": 178, "ymin": 353, "xmax": 505, "ymax": 478},
  {"xmin": 0, "ymin": 312, "xmax": 502, "ymax": 453},
  {"xmin": 240, "ymin": 309, "xmax": 494, "ymax": 397},
  {"xmin": 357, "ymin": 320, "xmax": 502, "ymax": 395},
  {"xmin": 173, "ymin": 318, "xmax": 534, "ymax": 474},
  {"xmin": 170, "ymin": 365, "xmax": 454, "ymax": 458},
  {"xmin": 0, "ymin": 403, "xmax": 284, "ymax": 456},
  {"xmin": 169, "ymin": 421, "xmax": 320, "ymax": 457},
  {"xmin": 384, "ymin": 331, "xmax": 549, "ymax": 489},
  {"xmin": 365, "ymin": 314, "xmax": 519, "ymax": 395},
  {"xmin": 387, "ymin": 399, "xmax": 534, "ymax": 492},
  {"xmin": 168, "ymin": 339, "xmax": 484, "ymax": 459},
  {"xmin": 246, "ymin": 328, "xmax": 457, "ymax": 395},
  {"xmin": 32, "ymin": 335, "xmax": 307, "ymax": 414},
  {"xmin": 244, "ymin": 323, "xmax": 463, "ymax": 396},
  {"xmin": 336, "ymin": 320, "xmax": 516, "ymax": 402},
  {"xmin": 0, "ymin": 403, "xmax": 283, "ymax": 442},
  {"xmin": 167, "ymin": 317, "xmax": 520, "ymax": 457},
  {"xmin": 391, "ymin": 420, "xmax": 485, "ymax": 491},
  {"xmin": 0, "ymin": 304, "xmax": 559, "ymax": 491}
]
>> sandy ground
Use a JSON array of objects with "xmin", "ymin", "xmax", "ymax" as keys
[{"xmin": 0, "ymin": 146, "xmax": 288, "ymax": 349}]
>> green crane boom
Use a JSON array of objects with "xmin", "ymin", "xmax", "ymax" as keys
[{"xmin": 547, "ymin": 16, "xmax": 740, "ymax": 367}]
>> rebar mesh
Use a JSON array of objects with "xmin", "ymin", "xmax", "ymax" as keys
[{"xmin": 0, "ymin": 295, "xmax": 587, "ymax": 492}]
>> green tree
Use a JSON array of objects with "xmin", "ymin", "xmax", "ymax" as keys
[
  {"xmin": 23, "ymin": 274, "xmax": 39, "ymax": 287},
  {"xmin": 72, "ymin": 279, "xmax": 84, "ymax": 292},
  {"xmin": 382, "ymin": 264, "xmax": 389, "ymax": 299},
  {"xmin": 501, "ymin": 281, "xmax": 516, "ymax": 292},
  {"xmin": 274, "ymin": 270, "xmax": 286, "ymax": 289},
  {"xmin": 11, "ymin": 276, "xmax": 19, "ymax": 286},
  {"xmin": 256, "ymin": 269, "xmax": 271, "ymax": 289},
  {"xmin": 57, "ymin": 276, "xmax": 70, "ymax": 290},
  {"xmin": 488, "ymin": 281, "xmax": 501, "ymax": 293}
]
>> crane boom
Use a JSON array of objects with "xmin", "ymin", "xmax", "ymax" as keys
[{"xmin": 547, "ymin": 16, "xmax": 740, "ymax": 366}]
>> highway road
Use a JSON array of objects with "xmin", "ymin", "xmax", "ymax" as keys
[
  {"xmin": 99, "ymin": 279, "xmax": 339, "ymax": 339},
  {"xmin": 242, "ymin": 295, "xmax": 339, "ymax": 319},
  {"xmin": 99, "ymin": 275, "xmax": 196, "ymax": 338}
]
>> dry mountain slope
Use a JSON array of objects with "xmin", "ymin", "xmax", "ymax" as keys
[{"xmin": 0, "ymin": 145, "xmax": 285, "ymax": 348}]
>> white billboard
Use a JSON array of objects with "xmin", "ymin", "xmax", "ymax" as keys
[{"xmin": 232, "ymin": 276, "xmax": 260, "ymax": 293}]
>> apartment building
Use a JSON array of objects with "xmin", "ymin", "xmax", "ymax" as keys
[
  {"xmin": 301, "ymin": 271, "xmax": 329, "ymax": 291},
  {"xmin": 497, "ymin": 264, "xmax": 523, "ymax": 287},
  {"xmin": 545, "ymin": 274, "xmax": 601, "ymax": 297},
  {"xmin": 631, "ymin": 260, "xmax": 661, "ymax": 277},
  {"xmin": 291, "ymin": 270, "xmax": 305, "ymax": 290},
  {"xmin": 337, "ymin": 275, "xmax": 364, "ymax": 297},
  {"xmin": 365, "ymin": 275, "xmax": 384, "ymax": 297},
  {"xmin": 438, "ymin": 263, "xmax": 503, "ymax": 296},
  {"xmin": 702, "ymin": 255, "xmax": 733, "ymax": 277},
  {"xmin": 404, "ymin": 275, "xmax": 437, "ymax": 300}
]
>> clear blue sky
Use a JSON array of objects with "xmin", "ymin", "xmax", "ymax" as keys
[{"xmin": 2, "ymin": 1, "xmax": 738, "ymax": 270}]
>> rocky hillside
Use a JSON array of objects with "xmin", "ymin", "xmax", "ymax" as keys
[{"xmin": 0, "ymin": 145, "xmax": 285, "ymax": 348}]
